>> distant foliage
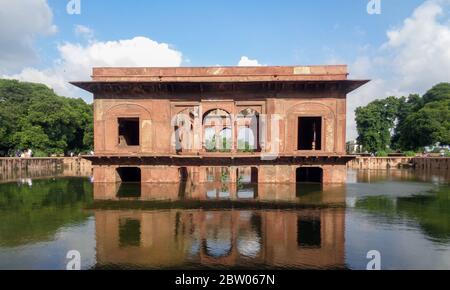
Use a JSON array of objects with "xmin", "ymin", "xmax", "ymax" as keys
[
  {"xmin": 355, "ymin": 96, "xmax": 399, "ymax": 153},
  {"xmin": 356, "ymin": 83, "xmax": 450, "ymax": 153},
  {"xmin": 403, "ymin": 151, "xmax": 417, "ymax": 157},
  {"xmin": 375, "ymin": 151, "xmax": 388, "ymax": 157},
  {"xmin": 0, "ymin": 79, "xmax": 93, "ymax": 156}
]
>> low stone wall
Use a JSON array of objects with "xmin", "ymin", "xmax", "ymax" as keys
[
  {"xmin": 413, "ymin": 157, "xmax": 450, "ymax": 170},
  {"xmin": 347, "ymin": 156, "xmax": 450, "ymax": 171},
  {"xmin": 0, "ymin": 157, "xmax": 92, "ymax": 181},
  {"xmin": 347, "ymin": 157, "xmax": 413, "ymax": 170}
]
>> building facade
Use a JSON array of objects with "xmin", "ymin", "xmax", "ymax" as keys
[{"xmin": 72, "ymin": 65, "xmax": 368, "ymax": 184}]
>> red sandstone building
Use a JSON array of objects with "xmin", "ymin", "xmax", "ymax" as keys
[{"xmin": 72, "ymin": 65, "xmax": 368, "ymax": 184}]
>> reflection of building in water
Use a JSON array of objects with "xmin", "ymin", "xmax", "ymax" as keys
[
  {"xmin": 93, "ymin": 180, "xmax": 346, "ymax": 206},
  {"xmin": 95, "ymin": 208, "xmax": 345, "ymax": 269}
]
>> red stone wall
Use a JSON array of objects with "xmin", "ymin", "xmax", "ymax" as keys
[{"xmin": 93, "ymin": 96, "xmax": 346, "ymax": 156}]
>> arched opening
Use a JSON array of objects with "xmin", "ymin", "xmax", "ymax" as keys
[
  {"xmin": 174, "ymin": 108, "xmax": 198, "ymax": 153},
  {"xmin": 203, "ymin": 109, "xmax": 232, "ymax": 152},
  {"xmin": 237, "ymin": 128, "xmax": 255, "ymax": 151},
  {"xmin": 237, "ymin": 213, "xmax": 262, "ymax": 258},
  {"xmin": 116, "ymin": 167, "xmax": 141, "ymax": 183},
  {"xmin": 237, "ymin": 108, "xmax": 260, "ymax": 152},
  {"xmin": 296, "ymin": 167, "xmax": 323, "ymax": 183},
  {"xmin": 218, "ymin": 128, "xmax": 232, "ymax": 151},
  {"xmin": 202, "ymin": 212, "xmax": 233, "ymax": 258}
]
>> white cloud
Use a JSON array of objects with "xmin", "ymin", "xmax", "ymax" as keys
[
  {"xmin": 238, "ymin": 56, "xmax": 263, "ymax": 66},
  {"xmin": 347, "ymin": 0, "xmax": 450, "ymax": 140},
  {"xmin": 3, "ymin": 36, "xmax": 183, "ymax": 100},
  {"xmin": 0, "ymin": 0, "xmax": 57, "ymax": 73},
  {"xmin": 383, "ymin": 0, "xmax": 450, "ymax": 92},
  {"xmin": 74, "ymin": 25, "xmax": 94, "ymax": 40}
]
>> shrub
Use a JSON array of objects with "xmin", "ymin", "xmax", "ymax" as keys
[
  {"xmin": 33, "ymin": 150, "xmax": 49, "ymax": 157},
  {"xmin": 375, "ymin": 150, "xmax": 388, "ymax": 157},
  {"xmin": 403, "ymin": 151, "xmax": 417, "ymax": 157}
]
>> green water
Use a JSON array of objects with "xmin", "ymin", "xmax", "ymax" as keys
[{"xmin": 0, "ymin": 170, "xmax": 448, "ymax": 270}]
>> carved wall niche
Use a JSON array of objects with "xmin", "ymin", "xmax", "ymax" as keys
[
  {"xmin": 285, "ymin": 102, "xmax": 336, "ymax": 153},
  {"xmin": 102, "ymin": 103, "xmax": 152, "ymax": 153}
]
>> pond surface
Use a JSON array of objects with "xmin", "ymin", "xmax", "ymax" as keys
[{"xmin": 0, "ymin": 169, "xmax": 448, "ymax": 270}]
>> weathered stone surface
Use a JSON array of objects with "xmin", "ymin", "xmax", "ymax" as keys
[{"xmin": 72, "ymin": 66, "xmax": 369, "ymax": 183}]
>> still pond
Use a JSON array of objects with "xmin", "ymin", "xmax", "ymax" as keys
[{"xmin": 0, "ymin": 169, "xmax": 448, "ymax": 270}]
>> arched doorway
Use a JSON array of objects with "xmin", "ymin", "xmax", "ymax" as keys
[
  {"xmin": 203, "ymin": 109, "xmax": 232, "ymax": 152},
  {"xmin": 173, "ymin": 107, "xmax": 198, "ymax": 153},
  {"xmin": 237, "ymin": 108, "xmax": 260, "ymax": 152}
]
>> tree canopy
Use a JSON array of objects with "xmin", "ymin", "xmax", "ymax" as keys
[
  {"xmin": 356, "ymin": 83, "xmax": 450, "ymax": 153},
  {"xmin": 0, "ymin": 79, "xmax": 93, "ymax": 156}
]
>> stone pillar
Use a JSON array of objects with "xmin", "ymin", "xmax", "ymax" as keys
[
  {"xmin": 141, "ymin": 166, "xmax": 180, "ymax": 183},
  {"xmin": 93, "ymin": 166, "xmax": 117, "ymax": 183},
  {"xmin": 322, "ymin": 165, "xmax": 346, "ymax": 184}
]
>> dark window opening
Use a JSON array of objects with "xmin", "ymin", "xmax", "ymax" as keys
[
  {"xmin": 119, "ymin": 218, "xmax": 141, "ymax": 247},
  {"xmin": 297, "ymin": 217, "xmax": 321, "ymax": 248},
  {"xmin": 296, "ymin": 167, "xmax": 323, "ymax": 183},
  {"xmin": 298, "ymin": 117, "xmax": 322, "ymax": 150},
  {"xmin": 118, "ymin": 118, "xmax": 140, "ymax": 146},
  {"xmin": 117, "ymin": 167, "xmax": 141, "ymax": 183},
  {"xmin": 178, "ymin": 167, "xmax": 188, "ymax": 198},
  {"xmin": 251, "ymin": 167, "xmax": 258, "ymax": 183},
  {"xmin": 179, "ymin": 167, "xmax": 188, "ymax": 182}
]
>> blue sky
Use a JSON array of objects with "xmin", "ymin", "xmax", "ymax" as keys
[
  {"xmin": 44, "ymin": 0, "xmax": 423, "ymax": 67},
  {"xmin": 1, "ymin": 0, "xmax": 449, "ymax": 140}
]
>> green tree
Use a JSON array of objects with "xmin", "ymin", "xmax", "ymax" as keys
[
  {"xmin": 422, "ymin": 82, "xmax": 450, "ymax": 104},
  {"xmin": 395, "ymin": 83, "xmax": 450, "ymax": 150},
  {"xmin": 355, "ymin": 96, "xmax": 400, "ymax": 153},
  {"xmin": 397, "ymin": 99, "xmax": 450, "ymax": 150},
  {"xmin": 356, "ymin": 83, "xmax": 450, "ymax": 152},
  {"xmin": 0, "ymin": 79, "xmax": 93, "ymax": 156},
  {"xmin": 391, "ymin": 94, "xmax": 422, "ymax": 149}
]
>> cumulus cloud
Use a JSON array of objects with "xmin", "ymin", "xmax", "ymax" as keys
[
  {"xmin": 0, "ymin": 0, "xmax": 57, "ymax": 73},
  {"xmin": 238, "ymin": 56, "xmax": 263, "ymax": 66},
  {"xmin": 4, "ymin": 36, "xmax": 183, "ymax": 100},
  {"xmin": 383, "ymin": 0, "xmax": 450, "ymax": 91},
  {"xmin": 346, "ymin": 0, "xmax": 450, "ymax": 140}
]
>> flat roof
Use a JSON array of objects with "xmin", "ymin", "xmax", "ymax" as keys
[
  {"xmin": 89, "ymin": 65, "xmax": 349, "ymax": 82},
  {"xmin": 70, "ymin": 65, "xmax": 369, "ymax": 94}
]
